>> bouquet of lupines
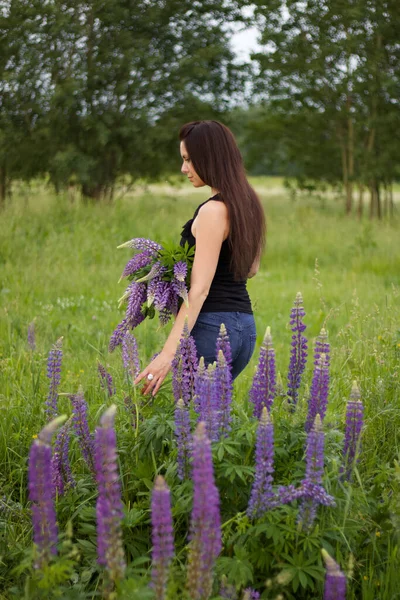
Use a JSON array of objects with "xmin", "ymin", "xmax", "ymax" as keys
[{"xmin": 109, "ymin": 238, "xmax": 195, "ymax": 352}]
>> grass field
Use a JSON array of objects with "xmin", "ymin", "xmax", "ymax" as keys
[{"xmin": 0, "ymin": 178, "xmax": 399, "ymax": 598}]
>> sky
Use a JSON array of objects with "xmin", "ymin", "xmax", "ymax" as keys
[{"xmin": 231, "ymin": 25, "xmax": 261, "ymax": 60}]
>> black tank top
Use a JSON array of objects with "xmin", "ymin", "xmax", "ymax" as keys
[{"xmin": 180, "ymin": 194, "xmax": 252, "ymax": 314}]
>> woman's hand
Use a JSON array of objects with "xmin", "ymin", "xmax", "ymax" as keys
[{"xmin": 134, "ymin": 350, "xmax": 175, "ymax": 396}]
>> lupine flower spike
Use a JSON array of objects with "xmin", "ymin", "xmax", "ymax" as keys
[
  {"xmin": 122, "ymin": 331, "xmax": 140, "ymax": 380},
  {"xmin": 171, "ymin": 319, "xmax": 198, "ymax": 405},
  {"xmin": 193, "ymin": 356, "xmax": 206, "ymax": 414},
  {"xmin": 52, "ymin": 418, "xmax": 75, "ymax": 496},
  {"xmin": 342, "ymin": 381, "xmax": 364, "ymax": 481},
  {"xmin": 98, "ymin": 362, "xmax": 115, "ymax": 397},
  {"xmin": 28, "ymin": 320, "xmax": 36, "ymax": 351},
  {"xmin": 119, "ymin": 249, "xmax": 153, "ymax": 281},
  {"xmin": 28, "ymin": 415, "xmax": 67, "ymax": 567},
  {"xmin": 46, "ymin": 337, "xmax": 63, "ymax": 420},
  {"xmin": 322, "ymin": 550, "xmax": 347, "ymax": 600},
  {"xmin": 117, "ymin": 237, "xmax": 162, "ymax": 254},
  {"xmin": 186, "ymin": 422, "xmax": 222, "ymax": 600},
  {"xmin": 109, "ymin": 318, "xmax": 129, "ymax": 352},
  {"xmin": 174, "ymin": 399, "xmax": 192, "ymax": 480},
  {"xmin": 216, "ymin": 323, "xmax": 232, "ymax": 371},
  {"xmin": 199, "ymin": 363, "xmax": 221, "ymax": 442},
  {"xmin": 305, "ymin": 352, "xmax": 330, "ymax": 432},
  {"xmin": 247, "ymin": 407, "xmax": 277, "ymax": 518},
  {"xmin": 172, "ymin": 261, "xmax": 189, "ymax": 305},
  {"xmin": 151, "ymin": 476, "xmax": 174, "ymax": 599},
  {"xmin": 315, "ymin": 328, "xmax": 330, "ymax": 365},
  {"xmin": 216, "ymin": 349, "xmax": 233, "ymax": 435},
  {"xmin": 94, "ymin": 405, "xmax": 126, "ymax": 583},
  {"xmin": 250, "ymin": 326, "xmax": 276, "ymax": 418},
  {"xmin": 70, "ymin": 387, "xmax": 95, "ymax": 474},
  {"xmin": 287, "ymin": 292, "xmax": 308, "ymax": 405}
]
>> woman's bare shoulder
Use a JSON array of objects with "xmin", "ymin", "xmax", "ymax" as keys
[{"xmin": 198, "ymin": 199, "xmax": 228, "ymax": 219}]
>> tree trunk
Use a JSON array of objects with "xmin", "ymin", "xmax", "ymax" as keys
[
  {"xmin": 376, "ymin": 182, "xmax": 381, "ymax": 219},
  {"xmin": 357, "ymin": 184, "xmax": 364, "ymax": 220},
  {"xmin": 389, "ymin": 183, "xmax": 394, "ymax": 218},
  {"xmin": 383, "ymin": 182, "xmax": 389, "ymax": 218},
  {"xmin": 0, "ymin": 165, "xmax": 7, "ymax": 208}
]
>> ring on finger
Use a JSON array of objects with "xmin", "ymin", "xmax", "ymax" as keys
[{"xmin": 147, "ymin": 373, "xmax": 154, "ymax": 381}]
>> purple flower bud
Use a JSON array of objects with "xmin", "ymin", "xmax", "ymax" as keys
[
  {"xmin": 122, "ymin": 331, "xmax": 140, "ymax": 380},
  {"xmin": 342, "ymin": 381, "xmax": 364, "ymax": 481},
  {"xmin": 322, "ymin": 550, "xmax": 347, "ymax": 600},
  {"xmin": 247, "ymin": 407, "xmax": 277, "ymax": 518},
  {"xmin": 287, "ymin": 292, "xmax": 308, "ymax": 405},
  {"xmin": 98, "ymin": 362, "xmax": 115, "ymax": 397},
  {"xmin": 28, "ymin": 416, "xmax": 67, "ymax": 567},
  {"xmin": 151, "ymin": 476, "xmax": 174, "ymax": 599},
  {"xmin": 109, "ymin": 318, "xmax": 129, "ymax": 353},
  {"xmin": 249, "ymin": 327, "xmax": 276, "ymax": 418},
  {"xmin": 120, "ymin": 250, "xmax": 153, "ymax": 280},
  {"xmin": 171, "ymin": 320, "xmax": 198, "ymax": 405},
  {"xmin": 118, "ymin": 237, "xmax": 162, "ymax": 254},
  {"xmin": 173, "ymin": 261, "xmax": 187, "ymax": 282},
  {"xmin": 70, "ymin": 387, "xmax": 95, "ymax": 474},
  {"xmin": 216, "ymin": 349, "xmax": 233, "ymax": 435},
  {"xmin": 28, "ymin": 321, "xmax": 36, "ymax": 351},
  {"xmin": 187, "ymin": 422, "xmax": 222, "ymax": 599},
  {"xmin": 305, "ymin": 352, "xmax": 330, "ymax": 432},
  {"xmin": 125, "ymin": 281, "xmax": 147, "ymax": 328},
  {"xmin": 315, "ymin": 328, "xmax": 330, "ymax": 365},
  {"xmin": 198, "ymin": 363, "xmax": 221, "ymax": 442},
  {"xmin": 46, "ymin": 337, "xmax": 63, "ymax": 420},
  {"xmin": 95, "ymin": 405, "xmax": 126, "ymax": 582},
  {"xmin": 216, "ymin": 323, "xmax": 232, "ymax": 371},
  {"xmin": 51, "ymin": 418, "xmax": 75, "ymax": 496},
  {"xmin": 175, "ymin": 399, "xmax": 192, "ymax": 480},
  {"xmin": 243, "ymin": 589, "xmax": 261, "ymax": 600}
]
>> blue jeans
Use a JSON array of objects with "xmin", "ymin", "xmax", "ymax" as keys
[{"xmin": 191, "ymin": 312, "xmax": 257, "ymax": 380}]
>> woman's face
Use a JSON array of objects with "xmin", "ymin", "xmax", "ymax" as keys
[{"xmin": 180, "ymin": 141, "xmax": 206, "ymax": 188}]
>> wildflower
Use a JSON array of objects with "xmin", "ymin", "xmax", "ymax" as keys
[
  {"xmin": 172, "ymin": 261, "xmax": 189, "ymax": 305},
  {"xmin": 342, "ymin": 381, "xmax": 364, "ymax": 480},
  {"xmin": 287, "ymin": 292, "xmax": 308, "ymax": 405},
  {"xmin": 199, "ymin": 363, "xmax": 221, "ymax": 442},
  {"xmin": 247, "ymin": 407, "xmax": 277, "ymax": 518},
  {"xmin": 122, "ymin": 331, "xmax": 140, "ymax": 380},
  {"xmin": 173, "ymin": 261, "xmax": 187, "ymax": 282},
  {"xmin": 151, "ymin": 476, "xmax": 174, "ymax": 599},
  {"xmin": 109, "ymin": 318, "xmax": 129, "ymax": 353},
  {"xmin": 216, "ymin": 349, "xmax": 233, "ymax": 435},
  {"xmin": 51, "ymin": 418, "xmax": 74, "ymax": 496},
  {"xmin": 46, "ymin": 337, "xmax": 63, "ymax": 420},
  {"xmin": 171, "ymin": 319, "xmax": 198, "ymax": 405},
  {"xmin": 186, "ymin": 422, "xmax": 222, "ymax": 600},
  {"xmin": 174, "ymin": 399, "xmax": 192, "ymax": 480},
  {"xmin": 315, "ymin": 327, "xmax": 330, "ymax": 364},
  {"xmin": 249, "ymin": 326, "xmax": 276, "ymax": 418},
  {"xmin": 136, "ymin": 261, "xmax": 165, "ymax": 283},
  {"xmin": 305, "ymin": 352, "xmax": 330, "ymax": 432},
  {"xmin": 216, "ymin": 323, "xmax": 232, "ymax": 372},
  {"xmin": 322, "ymin": 550, "xmax": 347, "ymax": 600},
  {"xmin": 125, "ymin": 281, "xmax": 147, "ymax": 327},
  {"xmin": 98, "ymin": 362, "xmax": 115, "ymax": 397},
  {"xmin": 120, "ymin": 250, "xmax": 153, "ymax": 280},
  {"xmin": 117, "ymin": 237, "xmax": 162, "ymax": 254},
  {"xmin": 243, "ymin": 590, "xmax": 261, "ymax": 600},
  {"xmin": 70, "ymin": 387, "xmax": 95, "ymax": 474},
  {"xmin": 95, "ymin": 405, "xmax": 126, "ymax": 582},
  {"xmin": 28, "ymin": 321, "xmax": 36, "ymax": 351},
  {"xmin": 28, "ymin": 416, "xmax": 67, "ymax": 567},
  {"xmin": 193, "ymin": 356, "xmax": 206, "ymax": 414}
]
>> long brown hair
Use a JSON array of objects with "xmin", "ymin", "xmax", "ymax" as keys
[{"xmin": 179, "ymin": 120, "xmax": 266, "ymax": 281}]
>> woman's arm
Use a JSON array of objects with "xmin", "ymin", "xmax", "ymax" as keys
[{"xmin": 134, "ymin": 200, "xmax": 228, "ymax": 396}]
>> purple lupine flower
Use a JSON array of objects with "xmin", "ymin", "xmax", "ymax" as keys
[
  {"xmin": 120, "ymin": 250, "xmax": 153, "ymax": 280},
  {"xmin": 151, "ymin": 476, "xmax": 174, "ymax": 599},
  {"xmin": 70, "ymin": 387, "xmax": 95, "ymax": 474},
  {"xmin": 28, "ymin": 321, "xmax": 36, "ymax": 351},
  {"xmin": 175, "ymin": 398, "xmax": 192, "ymax": 480},
  {"xmin": 95, "ymin": 405, "xmax": 126, "ymax": 582},
  {"xmin": 171, "ymin": 320, "xmax": 198, "ymax": 405},
  {"xmin": 117, "ymin": 237, "xmax": 162, "ymax": 255},
  {"xmin": 219, "ymin": 576, "xmax": 236, "ymax": 599},
  {"xmin": 186, "ymin": 422, "xmax": 222, "ymax": 600},
  {"xmin": 243, "ymin": 589, "xmax": 261, "ymax": 600},
  {"xmin": 109, "ymin": 318, "xmax": 129, "ymax": 353},
  {"xmin": 122, "ymin": 331, "xmax": 140, "ymax": 380},
  {"xmin": 322, "ymin": 550, "xmax": 347, "ymax": 600},
  {"xmin": 297, "ymin": 414, "xmax": 335, "ymax": 529},
  {"xmin": 287, "ymin": 292, "xmax": 308, "ymax": 405},
  {"xmin": 216, "ymin": 349, "xmax": 233, "ymax": 435},
  {"xmin": 247, "ymin": 407, "xmax": 277, "ymax": 518},
  {"xmin": 305, "ymin": 352, "xmax": 330, "ymax": 432},
  {"xmin": 172, "ymin": 261, "xmax": 189, "ymax": 305},
  {"xmin": 52, "ymin": 418, "xmax": 74, "ymax": 496},
  {"xmin": 315, "ymin": 327, "xmax": 330, "ymax": 365},
  {"xmin": 28, "ymin": 415, "xmax": 67, "ymax": 567},
  {"xmin": 198, "ymin": 363, "xmax": 221, "ymax": 442},
  {"xmin": 126, "ymin": 281, "xmax": 147, "ymax": 328},
  {"xmin": 342, "ymin": 381, "xmax": 364, "ymax": 481},
  {"xmin": 45, "ymin": 337, "xmax": 63, "ymax": 420},
  {"xmin": 174, "ymin": 261, "xmax": 187, "ymax": 281},
  {"xmin": 216, "ymin": 323, "xmax": 232, "ymax": 372},
  {"xmin": 136, "ymin": 261, "xmax": 165, "ymax": 283},
  {"xmin": 159, "ymin": 305, "xmax": 173, "ymax": 326},
  {"xmin": 153, "ymin": 281, "xmax": 171, "ymax": 312},
  {"xmin": 98, "ymin": 362, "xmax": 115, "ymax": 397},
  {"xmin": 193, "ymin": 356, "xmax": 206, "ymax": 414},
  {"xmin": 249, "ymin": 326, "xmax": 276, "ymax": 419}
]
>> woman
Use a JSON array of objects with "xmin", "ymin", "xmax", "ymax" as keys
[{"xmin": 134, "ymin": 120, "xmax": 265, "ymax": 396}]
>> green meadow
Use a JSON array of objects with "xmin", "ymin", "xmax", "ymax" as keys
[{"xmin": 0, "ymin": 178, "xmax": 399, "ymax": 598}]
